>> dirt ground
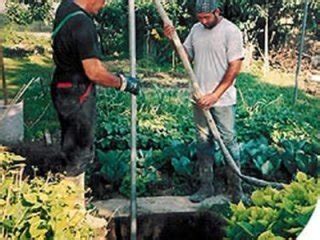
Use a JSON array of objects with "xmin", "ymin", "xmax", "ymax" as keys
[{"xmin": 304, "ymin": 79, "xmax": 320, "ymax": 97}]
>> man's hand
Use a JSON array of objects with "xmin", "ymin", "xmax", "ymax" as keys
[
  {"xmin": 118, "ymin": 74, "xmax": 140, "ymax": 95},
  {"xmin": 163, "ymin": 23, "xmax": 175, "ymax": 40},
  {"xmin": 196, "ymin": 93, "xmax": 219, "ymax": 110}
]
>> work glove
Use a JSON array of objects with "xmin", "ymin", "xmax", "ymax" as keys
[{"xmin": 118, "ymin": 73, "xmax": 140, "ymax": 95}]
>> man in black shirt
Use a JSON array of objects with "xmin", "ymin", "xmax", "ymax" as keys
[{"xmin": 51, "ymin": 0, "xmax": 140, "ymax": 204}]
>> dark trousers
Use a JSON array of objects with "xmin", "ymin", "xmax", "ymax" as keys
[{"xmin": 51, "ymin": 83, "xmax": 96, "ymax": 176}]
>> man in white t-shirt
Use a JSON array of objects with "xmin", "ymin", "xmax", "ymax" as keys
[{"xmin": 164, "ymin": 0, "xmax": 244, "ymax": 203}]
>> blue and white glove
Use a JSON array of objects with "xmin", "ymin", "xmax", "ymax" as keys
[{"xmin": 118, "ymin": 74, "xmax": 140, "ymax": 95}]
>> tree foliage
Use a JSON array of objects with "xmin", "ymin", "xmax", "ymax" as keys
[
  {"xmin": 220, "ymin": 0, "xmax": 319, "ymax": 48},
  {"xmin": 6, "ymin": 0, "xmax": 54, "ymax": 25},
  {"xmin": 96, "ymin": 0, "xmax": 195, "ymax": 60},
  {"xmin": 96, "ymin": 0, "xmax": 319, "ymax": 61}
]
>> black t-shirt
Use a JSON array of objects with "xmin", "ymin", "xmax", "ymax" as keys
[{"xmin": 52, "ymin": 0, "xmax": 101, "ymax": 84}]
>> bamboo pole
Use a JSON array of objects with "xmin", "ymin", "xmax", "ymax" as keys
[
  {"xmin": 129, "ymin": 0, "xmax": 137, "ymax": 239},
  {"xmin": 0, "ymin": 37, "xmax": 8, "ymax": 105},
  {"xmin": 263, "ymin": 0, "xmax": 269, "ymax": 76},
  {"xmin": 293, "ymin": 0, "xmax": 309, "ymax": 104},
  {"xmin": 154, "ymin": 0, "xmax": 284, "ymax": 189},
  {"xmin": 0, "ymin": 77, "xmax": 38, "ymax": 125}
]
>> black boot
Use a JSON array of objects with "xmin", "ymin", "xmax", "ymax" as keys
[
  {"xmin": 189, "ymin": 157, "xmax": 215, "ymax": 203},
  {"xmin": 225, "ymin": 162, "xmax": 244, "ymax": 203}
]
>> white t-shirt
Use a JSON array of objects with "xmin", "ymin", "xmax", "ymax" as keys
[{"xmin": 183, "ymin": 18, "xmax": 244, "ymax": 106}]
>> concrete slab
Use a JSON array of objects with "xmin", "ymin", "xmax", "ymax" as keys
[
  {"xmin": 93, "ymin": 196, "xmax": 201, "ymax": 218},
  {"xmin": 93, "ymin": 195, "xmax": 229, "ymax": 240}
]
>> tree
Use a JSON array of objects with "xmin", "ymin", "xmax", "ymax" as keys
[{"xmin": 6, "ymin": 0, "xmax": 54, "ymax": 25}]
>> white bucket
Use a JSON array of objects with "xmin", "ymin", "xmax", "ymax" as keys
[{"xmin": 0, "ymin": 100, "xmax": 24, "ymax": 144}]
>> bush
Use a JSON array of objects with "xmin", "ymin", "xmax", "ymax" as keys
[
  {"xmin": 0, "ymin": 147, "xmax": 93, "ymax": 239},
  {"xmin": 5, "ymin": 0, "xmax": 54, "ymax": 26},
  {"xmin": 226, "ymin": 172, "xmax": 320, "ymax": 239},
  {"xmin": 96, "ymin": 0, "xmax": 195, "ymax": 61},
  {"xmin": 95, "ymin": 0, "xmax": 319, "ymax": 63}
]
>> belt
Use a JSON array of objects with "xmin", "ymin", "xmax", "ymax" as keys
[{"xmin": 56, "ymin": 82, "xmax": 93, "ymax": 104}]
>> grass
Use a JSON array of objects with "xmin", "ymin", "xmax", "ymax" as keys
[
  {"xmin": 2, "ymin": 56, "xmax": 52, "ymax": 97},
  {"xmin": 1, "ymin": 54, "xmax": 57, "ymax": 139},
  {"xmin": 240, "ymin": 62, "xmax": 320, "ymax": 133},
  {"xmin": 236, "ymin": 72, "xmax": 320, "ymax": 142}
]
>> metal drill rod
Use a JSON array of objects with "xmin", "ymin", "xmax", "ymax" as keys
[{"xmin": 129, "ymin": 0, "xmax": 137, "ymax": 239}]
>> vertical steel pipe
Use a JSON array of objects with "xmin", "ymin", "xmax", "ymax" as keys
[{"xmin": 128, "ymin": 0, "xmax": 137, "ymax": 239}]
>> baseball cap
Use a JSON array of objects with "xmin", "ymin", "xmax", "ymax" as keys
[{"xmin": 195, "ymin": 0, "xmax": 219, "ymax": 13}]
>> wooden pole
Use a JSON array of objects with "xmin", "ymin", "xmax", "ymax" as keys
[
  {"xmin": 293, "ymin": 0, "xmax": 309, "ymax": 104},
  {"xmin": 263, "ymin": 0, "xmax": 269, "ymax": 76},
  {"xmin": 0, "ymin": 37, "xmax": 8, "ymax": 105},
  {"xmin": 154, "ymin": 0, "xmax": 284, "ymax": 189}
]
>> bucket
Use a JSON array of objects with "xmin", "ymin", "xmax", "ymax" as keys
[{"xmin": 0, "ymin": 100, "xmax": 24, "ymax": 145}]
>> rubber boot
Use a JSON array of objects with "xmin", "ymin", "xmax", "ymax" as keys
[
  {"xmin": 64, "ymin": 173, "xmax": 107, "ymax": 235},
  {"xmin": 189, "ymin": 157, "xmax": 215, "ymax": 203},
  {"xmin": 226, "ymin": 161, "xmax": 244, "ymax": 203}
]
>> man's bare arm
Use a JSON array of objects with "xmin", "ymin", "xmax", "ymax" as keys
[{"xmin": 82, "ymin": 58, "xmax": 121, "ymax": 88}]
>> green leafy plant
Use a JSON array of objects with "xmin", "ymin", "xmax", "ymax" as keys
[
  {"xmin": 226, "ymin": 172, "xmax": 319, "ymax": 239},
  {"xmin": 241, "ymin": 136, "xmax": 281, "ymax": 176},
  {"xmin": 241, "ymin": 137, "xmax": 320, "ymax": 178},
  {"xmin": 97, "ymin": 140, "xmax": 197, "ymax": 196},
  {"xmin": 164, "ymin": 140, "xmax": 196, "ymax": 176},
  {"xmin": 119, "ymin": 150, "xmax": 161, "ymax": 197},
  {"xmin": 120, "ymin": 165, "xmax": 160, "ymax": 197},
  {"xmin": 97, "ymin": 149, "xmax": 130, "ymax": 186},
  {"xmin": 0, "ymin": 147, "xmax": 94, "ymax": 239},
  {"xmin": 96, "ymin": 87, "xmax": 195, "ymax": 151},
  {"xmin": 280, "ymin": 139, "xmax": 319, "ymax": 176},
  {"xmin": 171, "ymin": 156, "xmax": 192, "ymax": 176},
  {"xmin": 93, "ymin": 71, "xmax": 320, "ymax": 197}
]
